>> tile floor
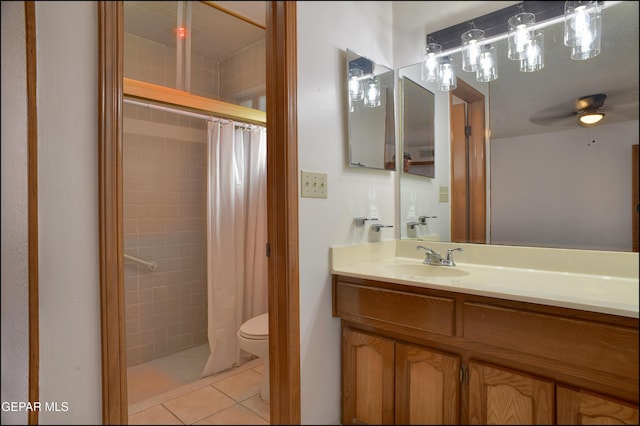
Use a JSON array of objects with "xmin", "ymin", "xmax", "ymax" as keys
[{"xmin": 128, "ymin": 345, "xmax": 269, "ymax": 425}]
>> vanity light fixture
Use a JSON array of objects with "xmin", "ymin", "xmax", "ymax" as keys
[
  {"xmin": 520, "ymin": 30, "xmax": 544, "ymax": 72},
  {"xmin": 564, "ymin": 0, "xmax": 602, "ymax": 60},
  {"xmin": 422, "ymin": 1, "xmax": 609, "ymax": 92},
  {"xmin": 363, "ymin": 77, "xmax": 381, "ymax": 108},
  {"xmin": 348, "ymin": 66, "xmax": 365, "ymax": 103},
  {"xmin": 421, "ymin": 41, "xmax": 442, "ymax": 83},
  {"xmin": 461, "ymin": 24, "xmax": 485, "ymax": 72},
  {"xmin": 437, "ymin": 55, "xmax": 457, "ymax": 91},
  {"xmin": 476, "ymin": 43, "xmax": 498, "ymax": 82},
  {"xmin": 507, "ymin": 10, "xmax": 536, "ymax": 60}
]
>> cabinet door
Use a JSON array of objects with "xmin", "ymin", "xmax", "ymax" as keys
[
  {"xmin": 557, "ymin": 386, "xmax": 639, "ymax": 425},
  {"xmin": 468, "ymin": 361, "xmax": 554, "ymax": 424},
  {"xmin": 395, "ymin": 342, "xmax": 460, "ymax": 424},
  {"xmin": 342, "ymin": 328, "xmax": 395, "ymax": 425}
]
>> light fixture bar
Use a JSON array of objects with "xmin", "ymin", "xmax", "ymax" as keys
[{"xmin": 427, "ymin": 1, "xmax": 619, "ymax": 60}]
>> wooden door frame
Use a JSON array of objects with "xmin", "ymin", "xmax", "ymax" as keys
[
  {"xmin": 449, "ymin": 78, "xmax": 486, "ymax": 244},
  {"xmin": 25, "ymin": 1, "xmax": 40, "ymax": 424},
  {"xmin": 97, "ymin": 2, "xmax": 300, "ymax": 424}
]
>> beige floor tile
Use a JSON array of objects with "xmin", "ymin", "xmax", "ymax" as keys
[
  {"xmin": 127, "ymin": 364, "xmax": 184, "ymax": 405},
  {"xmin": 163, "ymin": 385, "xmax": 235, "ymax": 425},
  {"xmin": 251, "ymin": 362, "xmax": 264, "ymax": 375},
  {"xmin": 128, "ymin": 404, "xmax": 184, "ymax": 425},
  {"xmin": 193, "ymin": 403, "xmax": 269, "ymax": 425},
  {"xmin": 212, "ymin": 368, "xmax": 262, "ymax": 402},
  {"xmin": 241, "ymin": 394, "xmax": 270, "ymax": 422},
  {"xmin": 128, "ymin": 344, "xmax": 209, "ymax": 405}
]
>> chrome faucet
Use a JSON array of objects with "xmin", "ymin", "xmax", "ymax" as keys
[
  {"xmin": 418, "ymin": 215, "xmax": 437, "ymax": 225},
  {"xmin": 370, "ymin": 224, "xmax": 393, "ymax": 232},
  {"xmin": 416, "ymin": 246, "xmax": 463, "ymax": 266}
]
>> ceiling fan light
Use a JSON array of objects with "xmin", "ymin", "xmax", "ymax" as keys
[{"xmin": 578, "ymin": 110, "xmax": 604, "ymax": 126}]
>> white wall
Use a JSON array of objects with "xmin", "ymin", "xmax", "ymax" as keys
[
  {"xmin": 491, "ymin": 120, "xmax": 639, "ymax": 251},
  {"xmin": 36, "ymin": 2, "xmax": 102, "ymax": 424},
  {"xmin": 297, "ymin": 2, "xmax": 396, "ymax": 423},
  {"xmin": 1, "ymin": 2, "xmax": 29, "ymax": 425}
]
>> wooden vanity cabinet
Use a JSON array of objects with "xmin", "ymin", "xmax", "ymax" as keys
[
  {"xmin": 342, "ymin": 328, "xmax": 460, "ymax": 425},
  {"xmin": 468, "ymin": 361, "xmax": 554, "ymax": 424},
  {"xmin": 342, "ymin": 328, "xmax": 395, "ymax": 424},
  {"xmin": 333, "ymin": 275, "xmax": 639, "ymax": 425},
  {"xmin": 556, "ymin": 386, "xmax": 640, "ymax": 425}
]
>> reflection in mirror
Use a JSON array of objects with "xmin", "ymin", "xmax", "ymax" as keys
[
  {"xmin": 346, "ymin": 49, "xmax": 396, "ymax": 170},
  {"xmin": 398, "ymin": 1, "xmax": 639, "ymax": 252},
  {"xmin": 401, "ymin": 76, "xmax": 435, "ymax": 178}
]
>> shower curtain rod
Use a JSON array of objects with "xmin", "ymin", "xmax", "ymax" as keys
[{"xmin": 123, "ymin": 97, "xmax": 261, "ymax": 129}]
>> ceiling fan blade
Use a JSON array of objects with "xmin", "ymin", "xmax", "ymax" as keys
[
  {"xmin": 605, "ymin": 88, "xmax": 640, "ymax": 108},
  {"xmin": 529, "ymin": 102, "xmax": 578, "ymax": 126}
]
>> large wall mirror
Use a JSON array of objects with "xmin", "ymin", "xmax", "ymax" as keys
[
  {"xmin": 347, "ymin": 49, "xmax": 396, "ymax": 170},
  {"xmin": 398, "ymin": 1, "xmax": 639, "ymax": 252}
]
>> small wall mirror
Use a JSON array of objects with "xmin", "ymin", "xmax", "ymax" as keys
[
  {"xmin": 401, "ymin": 76, "xmax": 435, "ymax": 177},
  {"xmin": 346, "ymin": 49, "xmax": 396, "ymax": 170}
]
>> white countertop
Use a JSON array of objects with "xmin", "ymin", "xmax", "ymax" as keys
[{"xmin": 331, "ymin": 241, "xmax": 640, "ymax": 319}]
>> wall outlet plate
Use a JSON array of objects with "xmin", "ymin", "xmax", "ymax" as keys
[{"xmin": 301, "ymin": 170, "xmax": 328, "ymax": 198}]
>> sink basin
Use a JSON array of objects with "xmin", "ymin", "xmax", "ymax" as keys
[{"xmin": 384, "ymin": 263, "xmax": 469, "ymax": 278}]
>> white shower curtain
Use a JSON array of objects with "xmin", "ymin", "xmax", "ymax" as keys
[{"xmin": 202, "ymin": 120, "xmax": 268, "ymax": 377}]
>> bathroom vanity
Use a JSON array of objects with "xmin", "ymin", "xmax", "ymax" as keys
[{"xmin": 331, "ymin": 241, "xmax": 639, "ymax": 425}]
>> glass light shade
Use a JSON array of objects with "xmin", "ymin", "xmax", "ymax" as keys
[
  {"xmin": 568, "ymin": 2, "xmax": 601, "ymax": 60},
  {"xmin": 508, "ymin": 12, "xmax": 535, "ymax": 60},
  {"xmin": 578, "ymin": 110, "xmax": 604, "ymax": 126},
  {"xmin": 461, "ymin": 28, "xmax": 485, "ymax": 72},
  {"xmin": 348, "ymin": 67, "xmax": 364, "ymax": 102},
  {"xmin": 520, "ymin": 30, "xmax": 544, "ymax": 72},
  {"xmin": 438, "ymin": 56, "xmax": 457, "ymax": 91},
  {"xmin": 564, "ymin": 1, "xmax": 600, "ymax": 47},
  {"xmin": 363, "ymin": 77, "xmax": 381, "ymax": 108},
  {"xmin": 421, "ymin": 42, "xmax": 442, "ymax": 83},
  {"xmin": 476, "ymin": 44, "xmax": 498, "ymax": 83}
]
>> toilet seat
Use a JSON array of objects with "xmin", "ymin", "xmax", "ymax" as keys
[{"xmin": 239, "ymin": 313, "xmax": 268, "ymax": 340}]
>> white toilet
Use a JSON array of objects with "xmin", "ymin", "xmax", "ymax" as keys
[{"xmin": 238, "ymin": 312, "xmax": 270, "ymax": 402}]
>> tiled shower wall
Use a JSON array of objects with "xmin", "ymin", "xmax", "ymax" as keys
[
  {"xmin": 122, "ymin": 18, "xmax": 264, "ymax": 367},
  {"xmin": 124, "ymin": 33, "xmax": 265, "ymax": 109},
  {"xmin": 123, "ymin": 105, "xmax": 208, "ymax": 367}
]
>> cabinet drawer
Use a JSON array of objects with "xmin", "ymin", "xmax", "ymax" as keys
[
  {"xmin": 335, "ymin": 282, "xmax": 455, "ymax": 336},
  {"xmin": 463, "ymin": 302, "xmax": 639, "ymax": 379}
]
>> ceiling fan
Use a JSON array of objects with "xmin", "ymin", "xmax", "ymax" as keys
[
  {"xmin": 530, "ymin": 93, "xmax": 609, "ymax": 128},
  {"xmin": 530, "ymin": 89, "xmax": 640, "ymax": 129}
]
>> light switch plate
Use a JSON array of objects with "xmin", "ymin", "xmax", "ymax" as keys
[
  {"xmin": 301, "ymin": 170, "xmax": 328, "ymax": 198},
  {"xmin": 439, "ymin": 185, "xmax": 449, "ymax": 202}
]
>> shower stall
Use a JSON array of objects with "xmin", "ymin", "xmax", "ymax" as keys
[
  {"xmin": 122, "ymin": 0, "xmax": 268, "ymax": 404},
  {"xmin": 123, "ymin": 99, "xmax": 267, "ymax": 383}
]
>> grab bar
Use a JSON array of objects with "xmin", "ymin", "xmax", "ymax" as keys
[{"xmin": 124, "ymin": 253, "xmax": 158, "ymax": 272}]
